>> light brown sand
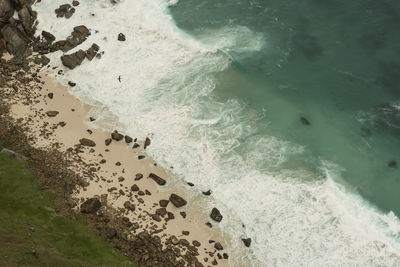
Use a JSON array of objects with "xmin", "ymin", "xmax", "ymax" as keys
[{"xmin": 8, "ymin": 72, "xmax": 231, "ymax": 266}]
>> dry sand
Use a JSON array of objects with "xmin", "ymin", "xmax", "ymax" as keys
[{"xmin": 4, "ymin": 63, "xmax": 231, "ymax": 266}]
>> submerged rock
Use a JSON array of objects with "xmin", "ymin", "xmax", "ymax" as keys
[
  {"xmin": 169, "ymin": 193, "xmax": 187, "ymax": 208},
  {"xmin": 388, "ymin": 160, "xmax": 397, "ymax": 168},
  {"xmin": 80, "ymin": 198, "xmax": 101, "ymax": 213},
  {"xmin": 105, "ymin": 138, "xmax": 112, "ymax": 146},
  {"xmin": 300, "ymin": 116, "xmax": 311, "ymax": 126},
  {"xmin": 210, "ymin": 208, "xmax": 223, "ymax": 222}
]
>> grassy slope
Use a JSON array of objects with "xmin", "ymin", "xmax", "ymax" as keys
[{"xmin": 0, "ymin": 153, "xmax": 136, "ymax": 267}]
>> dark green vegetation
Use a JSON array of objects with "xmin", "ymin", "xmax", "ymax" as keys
[{"xmin": 0, "ymin": 153, "xmax": 135, "ymax": 267}]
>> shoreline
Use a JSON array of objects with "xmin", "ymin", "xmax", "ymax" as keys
[{"xmin": 0, "ymin": 52, "xmax": 230, "ymax": 266}]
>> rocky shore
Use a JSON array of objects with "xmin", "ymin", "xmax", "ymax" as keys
[{"xmin": 0, "ymin": 1, "xmax": 243, "ymax": 266}]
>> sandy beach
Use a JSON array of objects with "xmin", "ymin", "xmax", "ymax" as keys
[{"xmin": 0, "ymin": 52, "xmax": 230, "ymax": 266}]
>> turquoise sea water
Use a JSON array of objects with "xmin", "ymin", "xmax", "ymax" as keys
[
  {"xmin": 170, "ymin": 0, "xmax": 400, "ymax": 215},
  {"xmin": 33, "ymin": 0, "xmax": 400, "ymax": 265}
]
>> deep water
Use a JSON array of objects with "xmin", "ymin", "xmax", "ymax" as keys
[{"xmin": 170, "ymin": 0, "xmax": 400, "ymax": 215}]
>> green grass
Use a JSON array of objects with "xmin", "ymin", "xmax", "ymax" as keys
[{"xmin": 0, "ymin": 153, "xmax": 136, "ymax": 267}]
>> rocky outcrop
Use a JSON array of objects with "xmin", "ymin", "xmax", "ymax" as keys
[
  {"xmin": 80, "ymin": 198, "xmax": 101, "ymax": 214},
  {"xmin": 0, "ymin": 0, "xmax": 14, "ymax": 25},
  {"xmin": 61, "ymin": 49, "xmax": 86, "ymax": 69},
  {"xmin": 1, "ymin": 24, "xmax": 29, "ymax": 56},
  {"xmin": 55, "ymin": 25, "xmax": 90, "ymax": 52},
  {"xmin": 169, "ymin": 194, "xmax": 187, "ymax": 208}
]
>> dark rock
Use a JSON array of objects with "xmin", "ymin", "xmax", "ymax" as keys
[
  {"xmin": 123, "ymin": 201, "xmax": 135, "ymax": 211},
  {"xmin": 42, "ymin": 31, "xmax": 56, "ymax": 43},
  {"xmin": 118, "ymin": 176, "xmax": 124, "ymax": 182},
  {"xmin": 85, "ymin": 43, "xmax": 99, "ymax": 60},
  {"xmin": 46, "ymin": 111, "xmax": 59, "ymax": 117},
  {"xmin": 115, "ymin": 161, "xmax": 121, "ymax": 166},
  {"xmin": 122, "ymin": 217, "xmax": 132, "ymax": 227},
  {"xmin": 80, "ymin": 198, "xmax": 101, "ymax": 213},
  {"xmin": 242, "ymin": 238, "xmax": 251, "ymax": 247},
  {"xmin": 148, "ymin": 173, "xmax": 166, "ymax": 185},
  {"xmin": 205, "ymin": 222, "xmax": 212, "ymax": 228},
  {"xmin": 18, "ymin": 6, "xmax": 35, "ymax": 37},
  {"xmin": 211, "ymin": 259, "xmax": 218, "ymax": 265},
  {"xmin": 169, "ymin": 193, "xmax": 187, "ymax": 208},
  {"xmin": 55, "ymin": 4, "xmax": 75, "ymax": 19},
  {"xmin": 54, "ymin": 25, "xmax": 90, "ymax": 52},
  {"xmin": 138, "ymin": 155, "xmax": 145, "ymax": 160},
  {"xmin": 144, "ymin": 137, "xmax": 151, "ymax": 149},
  {"xmin": 159, "ymin": 199, "xmax": 169, "ymax": 207},
  {"xmin": 111, "ymin": 131, "xmax": 124, "ymax": 141},
  {"xmin": 156, "ymin": 208, "xmax": 167, "ymax": 217},
  {"xmin": 388, "ymin": 160, "xmax": 397, "ymax": 168},
  {"xmin": 300, "ymin": 116, "xmax": 311, "ymax": 126},
  {"xmin": 182, "ymin": 230, "xmax": 189, "ymax": 236},
  {"xmin": 187, "ymin": 182, "xmax": 194, "ymax": 187},
  {"xmin": 210, "ymin": 208, "xmax": 223, "ymax": 222},
  {"xmin": 132, "ymin": 143, "xmax": 139, "ymax": 149},
  {"xmin": 202, "ymin": 190, "xmax": 211, "ymax": 196},
  {"xmin": 135, "ymin": 173, "xmax": 143, "ymax": 181},
  {"xmin": 145, "ymin": 189, "xmax": 151, "ymax": 195},
  {"xmin": 214, "ymin": 242, "xmax": 223, "ymax": 250},
  {"xmin": 47, "ymin": 93, "xmax": 53, "ymax": 99},
  {"xmin": 138, "ymin": 190, "xmax": 145, "ymax": 196},
  {"xmin": 89, "ymin": 117, "xmax": 95, "ymax": 122},
  {"xmin": 223, "ymin": 253, "xmax": 229, "ymax": 259},
  {"xmin": 105, "ymin": 227, "xmax": 117, "ymax": 239},
  {"xmin": 68, "ymin": 81, "xmax": 76, "ymax": 87},
  {"xmin": 61, "ymin": 49, "xmax": 86, "ymax": 69},
  {"xmin": 72, "ymin": 0, "xmax": 80, "ymax": 6},
  {"xmin": 118, "ymin": 33, "xmax": 126, "ymax": 41},
  {"xmin": 131, "ymin": 184, "xmax": 139, "ymax": 191},
  {"xmin": 180, "ymin": 211, "xmax": 186, "ymax": 218},
  {"xmin": 125, "ymin": 135, "xmax": 133, "ymax": 143},
  {"xmin": 1, "ymin": 25, "xmax": 29, "ymax": 56},
  {"xmin": 167, "ymin": 212, "xmax": 175, "ymax": 220},
  {"xmin": 192, "ymin": 240, "xmax": 201, "ymax": 247},
  {"xmin": 79, "ymin": 138, "xmax": 96, "ymax": 147},
  {"xmin": 151, "ymin": 214, "xmax": 161, "ymax": 222},
  {"xmin": 0, "ymin": 0, "xmax": 14, "ymax": 24},
  {"xmin": 105, "ymin": 138, "xmax": 112, "ymax": 146}
]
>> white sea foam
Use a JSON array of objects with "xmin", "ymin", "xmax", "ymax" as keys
[{"xmin": 33, "ymin": 0, "xmax": 400, "ymax": 266}]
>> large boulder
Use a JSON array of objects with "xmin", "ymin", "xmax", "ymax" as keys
[
  {"xmin": 80, "ymin": 198, "xmax": 101, "ymax": 213},
  {"xmin": 61, "ymin": 49, "xmax": 86, "ymax": 69},
  {"xmin": 17, "ymin": 6, "xmax": 36, "ymax": 37},
  {"xmin": 55, "ymin": 4, "xmax": 75, "ymax": 19},
  {"xmin": 52, "ymin": 25, "xmax": 90, "ymax": 52},
  {"xmin": 1, "ymin": 24, "xmax": 29, "ymax": 56},
  {"xmin": 0, "ymin": 0, "xmax": 13, "ymax": 24}
]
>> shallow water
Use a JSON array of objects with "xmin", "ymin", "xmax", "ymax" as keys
[{"xmin": 34, "ymin": 0, "xmax": 400, "ymax": 266}]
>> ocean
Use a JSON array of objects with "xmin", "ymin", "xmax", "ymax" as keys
[{"xmin": 34, "ymin": 0, "xmax": 400, "ymax": 266}]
